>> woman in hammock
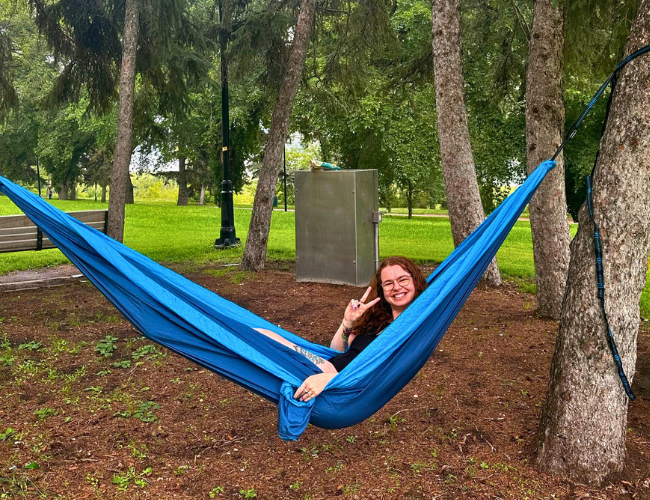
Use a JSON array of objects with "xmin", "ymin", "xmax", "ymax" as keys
[{"xmin": 256, "ymin": 256, "xmax": 427, "ymax": 402}]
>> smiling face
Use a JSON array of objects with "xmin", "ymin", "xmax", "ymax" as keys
[{"xmin": 380, "ymin": 264, "xmax": 417, "ymax": 318}]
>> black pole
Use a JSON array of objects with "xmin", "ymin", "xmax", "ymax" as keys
[
  {"xmin": 283, "ymin": 145, "xmax": 288, "ymax": 212},
  {"xmin": 36, "ymin": 157, "xmax": 42, "ymax": 197},
  {"xmin": 215, "ymin": 0, "xmax": 240, "ymax": 248}
]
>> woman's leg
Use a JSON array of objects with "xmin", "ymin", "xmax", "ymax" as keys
[{"xmin": 254, "ymin": 328, "xmax": 337, "ymax": 374}]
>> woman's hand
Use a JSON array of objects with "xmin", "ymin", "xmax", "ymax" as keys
[
  {"xmin": 294, "ymin": 373, "xmax": 337, "ymax": 402},
  {"xmin": 342, "ymin": 286, "xmax": 380, "ymax": 327}
]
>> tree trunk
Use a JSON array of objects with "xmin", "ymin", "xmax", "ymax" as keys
[
  {"xmin": 101, "ymin": 184, "xmax": 107, "ymax": 203},
  {"xmin": 126, "ymin": 175, "xmax": 134, "ymax": 204},
  {"xmin": 70, "ymin": 182, "xmax": 76, "ymax": 200},
  {"xmin": 407, "ymin": 179, "xmax": 413, "ymax": 219},
  {"xmin": 431, "ymin": 0, "xmax": 501, "ymax": 286},
  {"xmin": 240, "ymin": 0, "xmax": 317, "ymax": 271},
  {"xmin": 177, "ymin": 155, "xmax": 188, "ymax": 206},
  {"xmin": 537, "ymin": 0, "xmax": 650, "ymax": 484},
  {"xmin": 58, "ymin": 184, "xmax": 68, "ymax": 200},
  {"xmin": 107, "ymin": 0, "xmax": 139, "ymax": 242},
  {"xmin": 526, "ymin": 0, "xmax": 571, "ymax": 319},
  {"xmin": 199, "ymin": 184, "xmax": 206, "ymax": 205}
]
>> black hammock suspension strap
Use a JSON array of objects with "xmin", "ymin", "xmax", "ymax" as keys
[
  {"xmin": 586, "ymin": 177, "xmax": 635, "ymax": 400},
  {"xmin": 546, "ymin": 44, "xmax": 650, "ymax": 401}
]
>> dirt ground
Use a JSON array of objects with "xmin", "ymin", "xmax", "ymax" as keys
[{"xmin": 0, "ymin": 262, "xmax": 648, "ymax": 499}]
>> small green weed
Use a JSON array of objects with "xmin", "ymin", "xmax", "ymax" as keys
[
  {"xmin": 209, "ymin": 486, "xmax": 225, "ymax": 498},
  {"xmin": 112, "ymin": 466, "xmax": 152, "ymax": 491},
  {"xmin": 174, "ymin": 465, "xmax": 189, "ymax": 476},
  {"xmin": 0, "ymin": 427, "xmax": 15, "ymax": 441},
  {"xmin": 238, "ymin": 488, "xmax": 257, "ymax": 498},
  {"xmin": 132, "ymin": 344, "xmax": 159, "ymax": 360},
  {"xmin": 34, "ymin": 408, "xmax": 58, "ymax": 421},
  {"xmin": 113, "ymin": 401, "xmax": 161, "ymax": 422},
  {"xmin": 112, "ymin": 360, "xmax": 131, "ymax": 369},
  {"xmin": 94, "ymin": 335, "xmax": 118, "ymax": 357},
  {"xmin": 325, "ymin": 463, "xmax": 344, "ymax": 474},
  {"xmin": 128, "ymin": 442, "xmax": 148, "ymax": 459},
  {"xmin": 68, "ymin": 341, "xmax": 88, "ymax": 354},
  {"xmin": 387, "ymin": 413, "xmax": 406, "ymax": 429},
  {"xmin": 62, "ymin": 365, "xmax": 87, "ymax": 383},
  {"xmin": 17, "ymin": 341, "xmax": 42, "ymax": 351},
  {"xmin": 86, "ymin": 473, "xmax": 100, "ymax": 488}
]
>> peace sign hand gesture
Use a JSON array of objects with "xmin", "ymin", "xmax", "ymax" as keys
[{"xmin": 342, "ymin": 286, "xmax": 380, "ymax": 327}]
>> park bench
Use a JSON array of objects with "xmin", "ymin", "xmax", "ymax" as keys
[{"xmin": 0, "ymin": 210, "xmax": 108, "ymax": 254}]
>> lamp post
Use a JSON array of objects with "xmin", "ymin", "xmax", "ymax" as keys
[{"xmin": 215, "ymin": 0, "xmax": 240, "ymax": 249}]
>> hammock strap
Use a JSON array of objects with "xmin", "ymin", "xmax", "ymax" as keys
[
  {"xmin": 551, "ymin": 43, "xmax": 650, "ymax": 161},
  {"xmin": 550, "ymin": 45, "xmax": 648, "ymax": 400},
  {"xmin": 586, "ymin": 176, "xmax": 635, "ymax": 400}
]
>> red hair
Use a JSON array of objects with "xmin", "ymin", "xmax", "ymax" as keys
[{"xmin": 352, "ymin": 256, "xmax": 427, "ymax": 336}]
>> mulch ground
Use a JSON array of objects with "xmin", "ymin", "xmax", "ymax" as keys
[{"xmin": 0, "ymin": 262, "xmax": 648, "ymax": 499}]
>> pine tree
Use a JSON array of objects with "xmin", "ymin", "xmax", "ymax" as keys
[
  {"xmin": 432, "ymin": 0, "xmax": 501, "ymax": 285},
  {"xmin": 537, "ymin": 0, "xmax": 650, "ymax": 483},
  {"xmin": 240, "ymin": 0, "xmax": 318, "ymax": 271},
  {"xmin": 525, "ymin": 0, "xmax": 571, "ymax": 319}
]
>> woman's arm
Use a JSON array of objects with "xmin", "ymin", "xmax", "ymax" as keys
[
  {"xmin": 330, "ymin": 321, "xmax": 353, "ymax": 351},
  {"xmin": 330, "ymin": 286, "xmax": 379, "ymax": 351}
]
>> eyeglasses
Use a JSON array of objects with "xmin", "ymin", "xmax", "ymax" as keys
[{"xmin": 381, "ymin": 275, "xmax": 412, "ymax": 292}]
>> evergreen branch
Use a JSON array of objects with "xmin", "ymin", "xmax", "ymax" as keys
[{"xmin": 510, "ymin": 0, "xmax": 530, "ymax": 41}]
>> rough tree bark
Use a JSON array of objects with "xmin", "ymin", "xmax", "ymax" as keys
[
  {"xmin": 107, "ymin": 0, "xmax": 139, "ymax": 242},
  {"xmin": 177, "ymin": 156, "xmax": 188, "ymax": 206},
  {"xmin": 537, "ymin": 0, "xmax": 650, "ymax": 484},
  {"xmin": 525, "ymin": 0, "xmax": 571, "ymax": 319},
  {"xmin": 240, "ymin": 0, "xmax": 317, "ymax": 271},
  {"xmin": 431, "ymin": 0, "xmax": 501, "ymax": 286},
  {"xmin": 125, "ymin": 175, "xmax": 134, "ymax": 204}
]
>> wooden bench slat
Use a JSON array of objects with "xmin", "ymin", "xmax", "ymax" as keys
[
  {"xmin": 0, "ymin": 227, "xmax": 38, "ymax": 237},
  {"xmin": 0, "ymin": 210, "xmax": 107, "ymax": 230},
  {"xmin": 0, "ymin": 209, "xmax": 108, "ymax": 254},
  {"xmin": 0, "ymin": 232, "xmax": 38, "ymax": 243}
]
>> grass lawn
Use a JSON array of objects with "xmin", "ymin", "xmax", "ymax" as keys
[{"xmin": 1, "ymin": 194, "xmax": 649, "ymax": 316}]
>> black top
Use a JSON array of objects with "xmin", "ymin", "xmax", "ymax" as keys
[{"xmin": 329, "ymin": 334, "xmax": 377, "ymax": 372}]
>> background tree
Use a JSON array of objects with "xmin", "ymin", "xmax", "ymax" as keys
[
  {"xmin": 28, "ymin": 0, "xmax": 210, "ymax": 240},
  {"xmin": 525, "ymin": 0, "xmax": 570, "ymax": 319},
  {"xmin": 241, "ymin": 0, "xmax": 318, "ymax": 271},
  {"xmin": 537, "ymin": 0, "xmax": 650, "ymax": 483},
  {"xmin": 461, "ymin": 0, "xmax": 529, "ymax": 213},
  {"xmin": 432, "ymin": 0, "xmax": 501, "ymax": 285}
]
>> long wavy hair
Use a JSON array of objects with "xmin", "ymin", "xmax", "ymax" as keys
[{"xmin": 352, "ymin": 256, "xmax": 428, "ymax": 336}]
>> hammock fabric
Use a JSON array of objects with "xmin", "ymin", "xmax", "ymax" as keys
[{"xmin": 0, "ymin": 159, "xmax": 555, "ymax": 441}]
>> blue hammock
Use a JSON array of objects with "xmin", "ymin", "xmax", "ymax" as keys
[{"xmin": 0, "ymin": 159, "xmax": 555, "ymax": 440}]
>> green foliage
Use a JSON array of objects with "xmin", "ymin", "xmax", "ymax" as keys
[
  {"xmin": 94, "ymin": 335, "xmax": 118, "ymax": 358},
  {"xmin": 131, "ymin": 345, "xmax": 159, "ymax": 360},
  {"xmin": 0, "ymin": 427, "xmax": 15, "ymax": 441},
  {"xmin": 112, "ymin": 466, "xmax": 152, "ymax": 491},
  {"xmin": 17, "ymin": 341, "xmax": 41, "ymax": 351},
  {"xmin": 34, "ymin": 407, "xmax": 57, "ymax": 421},
  {"xmin": 114, "ymin": 401, "xmax": 161, "ymax": 422},
  {"xmin": 209, "ymin": 486, "xmax": 225, "ymax": 497}
]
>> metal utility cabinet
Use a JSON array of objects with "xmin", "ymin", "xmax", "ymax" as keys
[{"xmin": 295, "ymin": 169, "xmax": 379, "ymax": 286}]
